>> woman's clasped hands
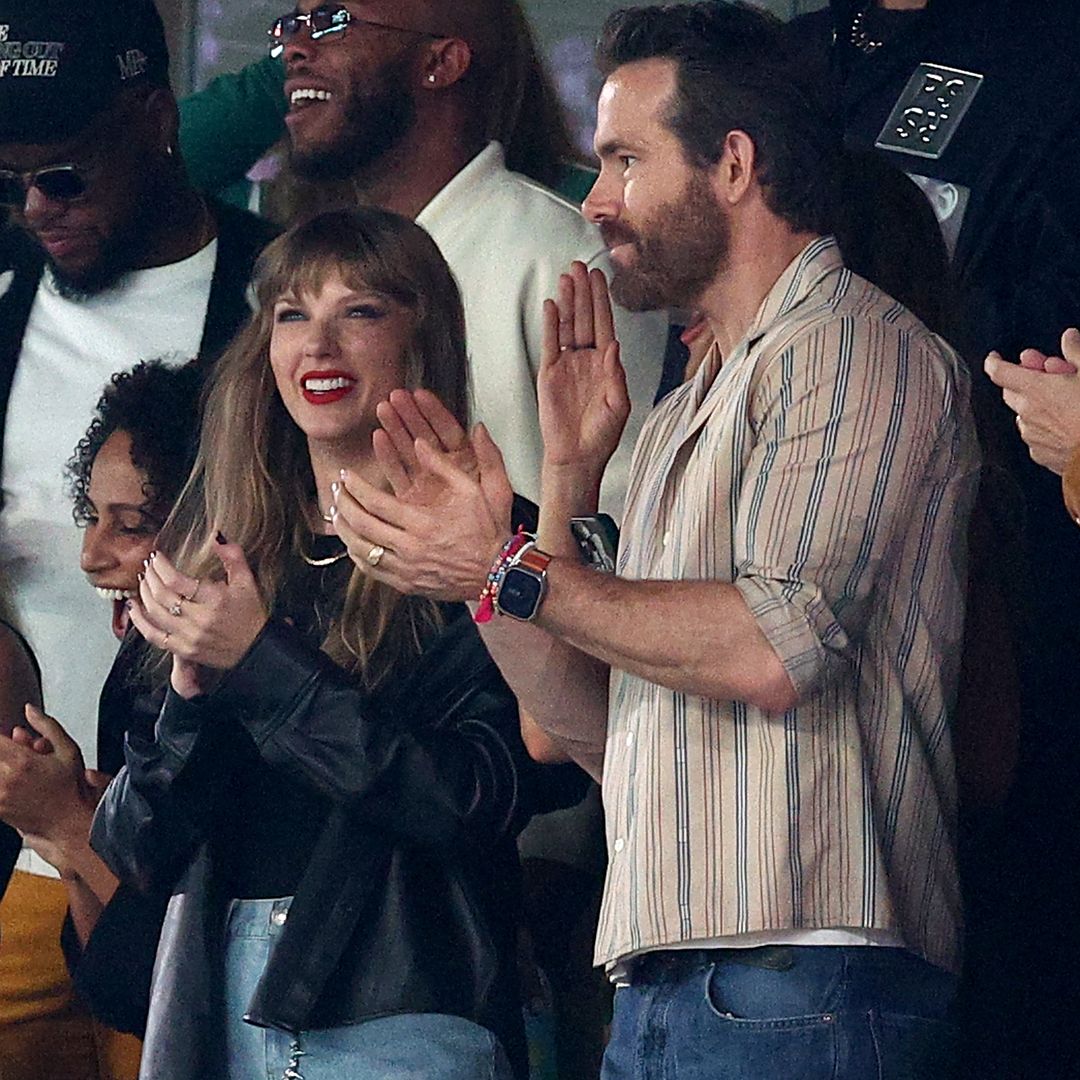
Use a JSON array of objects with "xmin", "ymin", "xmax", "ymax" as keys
[{"xmin": 126, "ymin": 536, "xmax": 269, "ymax": 698}]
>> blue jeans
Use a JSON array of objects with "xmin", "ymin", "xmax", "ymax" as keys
[
  {"xmin": 223, "ymin": 897, "xmax": 514, "ymax": 1080},
  {"xmin": 601, "ymin": 946, "xmax": 957, "ymax": 1080}
]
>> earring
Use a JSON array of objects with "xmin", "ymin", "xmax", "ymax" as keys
[{"xmin": 427, "ymin": 74, "xmax": 436, "ymax": 84}]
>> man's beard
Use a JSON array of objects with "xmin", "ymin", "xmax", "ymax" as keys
[
  {"xmin": 46, "ymin": 243, "xmax": 136, "ymax": 301},
  {"xmin": 289, "ymin": 60, "xmax": 416, "ymax": 183},
  {"xmin": 604, "ymin": 170, "xmax": 730, "ymax": 313},
  {"xmin": 42, "ymin": 180, "xmax": 166, "ymax": 301}
]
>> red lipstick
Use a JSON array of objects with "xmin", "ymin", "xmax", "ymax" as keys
[{"xmin": 301, "ymin": 370, "xmax": 356, "ymax": 405}]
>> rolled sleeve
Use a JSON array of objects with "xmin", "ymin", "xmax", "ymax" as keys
[
  {"xmin": 732, "ymin": 318, "xmax": 958, "ymax": 694},
  {"xmin": 733, "ymin": 574, "xmax": 839, "ymax": 697}
]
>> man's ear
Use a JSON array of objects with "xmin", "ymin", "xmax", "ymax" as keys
[
  {"xmin": 711, "ymin": 129, "xmax": 757, "ymax": 207},
  {"xmin": 143, "ymin": 86, "xmax": 180, "ymax": 157},
  {"xmin": 420, "ymin": 37, "xmax": 472, "ymax": 91}
]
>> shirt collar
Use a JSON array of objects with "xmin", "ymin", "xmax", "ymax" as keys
[
  {"xmin": 415, "ymin": 141, "xmax": 504, "ymax": 233},
  {"xmin": 740, "ymin": 235, "xmax": 843, "ymax": 351},
  {"xmin": 684, "ymin": 236, "xmax": 843, "ymax": 424}
]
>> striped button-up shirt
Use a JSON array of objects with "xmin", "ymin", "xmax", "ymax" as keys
[{"xmin": 596, "ymin": 237, "xmax": 979, "ymax": 975}]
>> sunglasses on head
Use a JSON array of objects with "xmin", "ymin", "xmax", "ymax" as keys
[
  {"xmin": 267, "ymin": 4, "xmax": 445, "ymax": 58},
  {"xmin": 0, "ymin": 164, "xmax": 88, "ymax": 209}
]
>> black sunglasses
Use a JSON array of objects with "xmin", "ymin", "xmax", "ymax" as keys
[
  {"xmin": 268, "ymin": 4, "xmax": 444, "ymax": 57},
  {"xmin": 0, "ymin": 164, "xmax": 88, "ymax": 209}
]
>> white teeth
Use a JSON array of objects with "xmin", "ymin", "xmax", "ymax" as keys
[
  {"xmin": 290, "ymin": 88, "xmax": 333, "ymax": 105},
  {"xmin": 304, "ymin": 376, "xmax": 353, "ymax": 392},
  {"xmin": 95, "ymin": 587, "xmax": 135, "ymax": 601}
]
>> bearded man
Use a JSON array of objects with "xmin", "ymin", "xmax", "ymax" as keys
[{"xmin": 333, "ymin": 4, "xmax": 981, "ymax": 1077}]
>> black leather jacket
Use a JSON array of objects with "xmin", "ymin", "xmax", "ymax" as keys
[{"xmin": 90, "ymin": 607, "xmax": 551, "ymax": 1078}]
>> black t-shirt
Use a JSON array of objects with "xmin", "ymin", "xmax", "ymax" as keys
[{"xmin": 213, "ymin": 536, "xmax": 349, "ymax": 899}]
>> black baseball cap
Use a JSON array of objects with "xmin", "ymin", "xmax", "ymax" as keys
[{"xmin": 0, "ymin": 0, "xmax": 170, "ymax": 143}]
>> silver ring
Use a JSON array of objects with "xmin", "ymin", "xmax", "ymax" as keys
[
  {"xmin": 169, "ymin": 600, "xmax": 183, "ymax": 617},
  {"xmin": 366, "ymin": 544, "xmax": 386, "ymax": 567}
]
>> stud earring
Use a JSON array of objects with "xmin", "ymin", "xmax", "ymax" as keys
[{"xmin": 427, "ymin": 74, "xmax": 436, "ymax": 84}]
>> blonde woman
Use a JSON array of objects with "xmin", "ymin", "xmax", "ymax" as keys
[{"xmin": 91, "ymin": 209, "xmax": 536, "ymax": 1080}]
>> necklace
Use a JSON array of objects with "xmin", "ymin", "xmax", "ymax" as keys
[
  {"xmin": 300, "ymin": 538, "xmax": 349, "ymax": 567},
  {"xmin": 849, "ymin": 5, "xmax": 884, "ymax": 54}
]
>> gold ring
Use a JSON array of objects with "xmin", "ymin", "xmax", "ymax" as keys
[{"xmin": 366, "ymin": 544, "xmax": 386, "ymax": 567}]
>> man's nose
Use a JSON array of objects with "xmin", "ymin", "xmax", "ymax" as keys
[
  {"xmin": 21, "ymin": 182, "xmax": 63, "ymax": 226},
  {"xmin": 582, "ymin": 171, "xmax": 620, "ymax": 226}
]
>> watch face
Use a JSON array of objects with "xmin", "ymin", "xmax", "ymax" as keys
[{"xmin": 497, "ymin": 566, "xmax": 544, "ymax": 620}]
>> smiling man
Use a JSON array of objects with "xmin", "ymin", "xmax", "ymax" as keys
[
  {"xmin": 273, "ymin": 0, "xmax": 666, "ymax": 513},
  {"xmin": 0, "ymin": 3, "xmax": 273, "ymax": 1078},
  {"xmin": 339, "ymin": 4, "xmax": 982, "ymax": 1077}
]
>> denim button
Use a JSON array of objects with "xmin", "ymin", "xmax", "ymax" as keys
[{"xmin": 271, "ymin": 910, "xmax": 287, "ymax": 927}]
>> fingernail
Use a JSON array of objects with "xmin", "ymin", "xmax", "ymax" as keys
[
  {"xmin": 142, "ymin": 558, "xmax": 149, "ymax": 568},
  {"xmin": 149, "ymin": 551, "xmax": 157, "ymax": 561},
  {"xmin": 137, "ymin": 572, "xmax": 144, "ymax": 582},
  {"xmin": 331, "ymin": 481, "xmax": 340, "ymax": 495},
  {"xmin": 339, "ymin": 468, "xmax": 347, "ymax": 481},
  {"xmin": 329, "ymin": 505, "xmax": 338, "ymax": 518},
  {"xmin": 216, "ymin": 531, "xmax": 228, "ymax": 544}
]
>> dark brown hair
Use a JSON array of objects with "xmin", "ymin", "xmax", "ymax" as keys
[{"xmin": 596, "ymin": 2, "xmax": 840, "ymax": 234}]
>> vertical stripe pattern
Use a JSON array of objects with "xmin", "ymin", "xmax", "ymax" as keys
[{"xmin": 596, "ymin": 239, "xmax": 979, "ymax": 975}]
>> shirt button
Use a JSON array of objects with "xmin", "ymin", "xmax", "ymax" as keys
[
  {"xmin": 614, "ymin": 837, "xmax": 626, "ymax": 853},
  {"xmin": 662, "ymin": 530, "xmax": 672, "ymax": 547},
  {"xmin": 625, "ymin": 731, "xmax": 634, "ymax": 748},
  {"xmin": 271, "ymin": 909, "xmax": 288, "ymax": 927}
]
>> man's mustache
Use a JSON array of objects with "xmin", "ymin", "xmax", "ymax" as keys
[{"xmin": 600, "ymin": 223, "xmax": 639, "ymax": 249}]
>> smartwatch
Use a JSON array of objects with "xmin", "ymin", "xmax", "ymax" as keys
[{"xmin": 494, "ymin": 544, "xmax": 552, "ymax": 621}]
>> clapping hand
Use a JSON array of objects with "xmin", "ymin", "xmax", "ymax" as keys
[
  {"xmin": 0, "ymin": 705, "xmax": 105, "ymax": 873},
  {"xmin": 331, "ymin": 390, "xmax": 513, "ymax": 601},
  {"xmin": 372, "ymin": 388, "xmax": 481, "ymax": 503},
  {"xmin": 985, "ymin": 328, "xmax": 1080, "ymax": 475},
  {"xmin": 539, "ymin": 261, "xmax": 630, "ymax": 481},
  {"xmin": 126, "ymin": 538, "xmax": 269, "ymax": 698}
]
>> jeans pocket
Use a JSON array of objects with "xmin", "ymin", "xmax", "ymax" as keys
[
  {"xmin": 702, "ymin": 962, "xmax": 840, "ymax": 1030},
  {"xmin": 678, "ymin": 964, "xmax": 839, "ymax": 1078},
  {"xmin": 869, "ymin": 1010, "xmax": 957, "ymax": 1080}
]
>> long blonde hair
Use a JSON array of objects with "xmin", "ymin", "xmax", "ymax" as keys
[{"xmin": 158, "ymin": 207, "xmax": 469, "ymax": 686}]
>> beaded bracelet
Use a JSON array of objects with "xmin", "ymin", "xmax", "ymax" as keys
[{"xmin": 474, "ymin": 528, "xmax": 534, "ymax": 623}]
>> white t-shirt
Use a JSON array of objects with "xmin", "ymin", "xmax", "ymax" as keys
[{"xmin": 0, "ymin": 241, "xmax": 217, "ymax": 877}]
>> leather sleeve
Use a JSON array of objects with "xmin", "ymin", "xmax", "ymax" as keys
[
  {"xmin": 211, "ymin": 611, "xmax": 539, "ymax": 850},
  {"xmin": 90, "ymin": 691, "xmax": 237, "ymax": 893}
]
